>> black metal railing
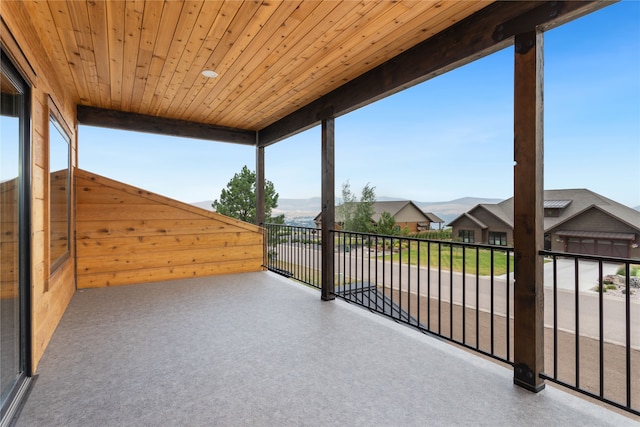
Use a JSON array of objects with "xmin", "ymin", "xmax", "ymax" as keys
[
  {"xmin": 265, "ymin": 224, "xmax": 514, "ymax": 364},
  {"xmin": 539, "ymin": 250, "xmax": 639, "ymax": 416},
  {"xmin": 332, "ymin": 230, "xmax": 514, "ymax": 365},
  {"xmin": 264, "ymin": 223, "xmax": 321, "ymax": 289},
  {"xmin": 264, "ymin": 224, "xmax": 639, "ymax": 416}
]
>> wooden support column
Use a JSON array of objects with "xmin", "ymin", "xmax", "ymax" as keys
[
  {"xmin": 513, "ymin": 30, "xmax": 545, "ymax": 392},
  {"xmin": 256, "ymin": 140, "xmax": 265, "ymax": 226},
  {"xmin": 321, "ymin": 118, "xmax": 335, "ymax": 301}
]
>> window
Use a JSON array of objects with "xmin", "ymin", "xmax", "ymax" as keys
[
  {"xmin": 489, "ymin": 231, "xmax": 507, "ymax": 246},
  {"xmin": 49, "ymin": 103, "xmax": 71, "ymax": 271},
  {"xmin": 459, "ymin": 230, "xmax": 474, "ymax": 243},
  {"xmin": 544, "ymin": 208, "xmax": 560, "ymax": 217}
]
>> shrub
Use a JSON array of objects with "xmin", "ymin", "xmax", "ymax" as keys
[{"xmin": 616, "ymin": 264, "xmax": 640, "ymax": 276}]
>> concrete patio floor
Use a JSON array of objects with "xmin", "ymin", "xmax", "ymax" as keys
[{"xmin": 15, "ymin": 272, "xmax": 638, "ymax": 426}]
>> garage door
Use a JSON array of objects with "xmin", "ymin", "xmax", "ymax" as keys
[{"xmin": 566, "ymin": 237, "xmax": 629, "ymax": 257}]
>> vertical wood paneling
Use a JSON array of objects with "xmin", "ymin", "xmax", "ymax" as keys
[{"xmin": 75, "ymin": 169, "xmax": 264, "ymax": 288}]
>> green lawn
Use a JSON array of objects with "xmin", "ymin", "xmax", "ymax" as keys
[{"xmin": 385, "ymin": 241, "xmax": 514, "ymax": 276}]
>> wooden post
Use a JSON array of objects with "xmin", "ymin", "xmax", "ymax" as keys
[
  {"xmin": 513, "ymin": 30, "xmax": 545, "ymax": 392},
  {"xmin": 255, "ymin": 140, "xmax": 265, "ymax": 227},
  {"xmin": 321, "ymin": 118, "xmax": 335, "ymax": 301}
]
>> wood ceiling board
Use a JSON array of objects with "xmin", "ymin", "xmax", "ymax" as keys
[
  {"xmin": 24, "ymin": 0, "xmax": 489, "ymax": 131},
  {"xmin": 137, "ymin": 0, "xmax": 185, "ymax": 114},
  {"xmin": 146, "ymin": 1, "xmax": 205, "ymax": 116},
  {"xmin": 218, "ymin": 1, "xmax": 486, "ymax": 130},
  {"xmin": 257, "ymin": 1, "xmax": 553, "ymax": 145},
  {"xmin": 120, "ymin": 0, "xmax": 145, "ymax": 112},
  {"xmin": 105, "ymin": 0, "xmax": 126, "ymax": 109},
  {"xmin": 179, "ymin": 0, "xmax": 312, "ymax": 124},
  {"xmin": 211, "ymin": 0, "xmax": 384, "ymax": 128},
  {"xmin": 236, "ymin": 1, "xmax": 477, "ymax": 130},
  {"xmin": 8, "ymin": 0, "xmax": 609, "ymax": 145},
  {"xmin": 160, "ymin": 0, "xmax": 268, "ymax": 119},
  {"xmin": 45, "ymin": 1, "xmax": 93, "ymax": 104},
  {"xmin": 65, "ymin": 0, "xmax": 101, "ymax": 104},
  {"xmin": 237, "ymin": 0, "xmax": 408, "ymax": 126},
  {"xmin": 129, "ymin": 0, "xmax": 164, "ymax": 112},
  {"xmin": 85, "ymin": 0, "xmax": 111, "ymax": 104},
  {"xmin": 151, "ymin": 0, "xmax": 226, "ymax": 118}
]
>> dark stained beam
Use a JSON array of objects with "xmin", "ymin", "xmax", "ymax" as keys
[
  {"xmin": 512, "ymin": 30, "xmax": 545, "ymax": 393},
  {"xmin": 256, "ymin": 144, "xmax": 265, "ymax": 227},
  {"xmin": 258, "ymin": 0, "xmax": 611, "ymax": 146},
  {"xmin": 77, "ymin": 105, "xmax": 256, "ymax": 145},
  {"xmin": 321, "ymin": 118, "xmax": 335, "ymax": 301}
]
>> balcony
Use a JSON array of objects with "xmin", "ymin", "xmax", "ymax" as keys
[
  {"xmin": 14, "ymin": 271, "xmax": 635, "ymax": 426},
  {"xmin": 265, "ymin": 224, "xmax": 640, "ymax": 418}
]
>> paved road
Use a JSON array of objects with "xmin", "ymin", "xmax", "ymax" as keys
[{"xmin": 272, "ymin": 242, "xmax": 639, "ymax": 348}]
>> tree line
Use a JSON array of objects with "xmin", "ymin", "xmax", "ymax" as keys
[{"xmin": 212, "ymin": 166, "xmax": 404, "ymax": 236}]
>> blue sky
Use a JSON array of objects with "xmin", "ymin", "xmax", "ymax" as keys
[{"xmin": 80, "ymin": 1, "xmax": 640, "ymax": 208}]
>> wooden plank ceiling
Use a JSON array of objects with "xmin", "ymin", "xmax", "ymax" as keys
[{"xmin": 20, "ymin": 0, "xmax": 490, "ymax": 132}]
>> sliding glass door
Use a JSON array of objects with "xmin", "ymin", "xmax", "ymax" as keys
[{"xmin": 1, "ymin": 50, "xmax": 31, "ymax": 422}]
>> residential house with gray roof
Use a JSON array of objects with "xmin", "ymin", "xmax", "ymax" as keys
[
  {"xmin": 314, "ymin": 200, "xmax": 443, "ymax": 233},
  {"xmin": 448, "ymin": 189, "xmax": 640, "ymax": 258}
]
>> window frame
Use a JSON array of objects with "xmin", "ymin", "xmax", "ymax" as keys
[
  {"xmin": 459, "ymin": 229, "xmax": 474, "ymax": 243},
  {"xmin": 488, "ymin": 231, "xmax": 507, "ymax": 246},
  {"xmin": 48, "ymin": 98, "xmax": 72, "ymax": 273}
]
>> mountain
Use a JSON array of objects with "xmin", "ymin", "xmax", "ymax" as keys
[
  {"xmin": 192, "ymin": 196, "xmax": 502, "ymax": 226},
  {"xmin": 635, "ymin": 206, "xmax": 640, "ymax": 212},
  {"xmin": 272, "ymin": 197, "xmax": 322, "ymax": 217}
]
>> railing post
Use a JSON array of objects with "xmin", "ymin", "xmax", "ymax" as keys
[
  {"xmin": 321, "ymin": 117, "xmax": 335, "ymax": 301},
  {"xmin": 513, "ymin": 30, "xmax": 545, "ymax": 392}
]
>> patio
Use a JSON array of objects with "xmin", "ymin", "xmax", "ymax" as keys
[{"xmin": 15, "ymin": 272, "xmax": 635, "ymax": 426}]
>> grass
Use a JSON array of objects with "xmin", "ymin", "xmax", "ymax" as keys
[
  {"xmin": 270, "ymin": 237, "xmax": 516, "ymax": 278},
  {"xmin": 384, "ymin": 241, "xmax": 515, "ymax": 276}
]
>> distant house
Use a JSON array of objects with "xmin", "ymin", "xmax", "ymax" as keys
[
  {"xmin": 314, "ymin": 200, "xmax": 443, "ymax": 233},
  {"xmin": 448, "ymin": 189, "xmax": 640, "ymax": 258}
]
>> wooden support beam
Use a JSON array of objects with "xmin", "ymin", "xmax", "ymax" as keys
[
  {"xmin": 256, "ymin": 144, "xmax": 265, "ymax": 227},
  {"xmin": 321, "ymin": 118, "xmax": 335, "ymax": 301},
  {"xmin": 77, "ymin": 105, "xmax": 256, "ymax": 145},
  {"xmin": 513, "ymin": 30, "xmax": 545, "ymax": 393},
  {"xmin": 259, "ymin": 1, "xmax": 608, "ymax": 146}
]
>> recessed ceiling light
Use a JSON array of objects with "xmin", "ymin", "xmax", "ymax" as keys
[{"xmin": 202, "ymin": 70, "xmax": 218, "ymax": 78}]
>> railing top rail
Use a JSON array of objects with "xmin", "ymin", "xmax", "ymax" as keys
[
  {"xmin": 540, "ymin": 250, "xmax": 638, "ymax": 264},
  {"xmin": 333, "ymin": 229, "xmax": 513, "ymax": 251}
]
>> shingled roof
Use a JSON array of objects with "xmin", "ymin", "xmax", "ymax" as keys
[{"xmin": 449, "ymin": 189, "xmax": 640, "ymax": 233}]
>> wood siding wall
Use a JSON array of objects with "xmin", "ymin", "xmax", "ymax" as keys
[
  {"xmin": 2, "ymin": 5, "xmax": 78, "ymax": 370},
  {"xmin": 76, "ymin": 169, "xmax": 264, "ymax": 288}
]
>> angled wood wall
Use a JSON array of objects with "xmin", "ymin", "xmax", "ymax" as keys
[{"xmin": 75, "ymin": 169, "xmax": 264, "ymax": 288}]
